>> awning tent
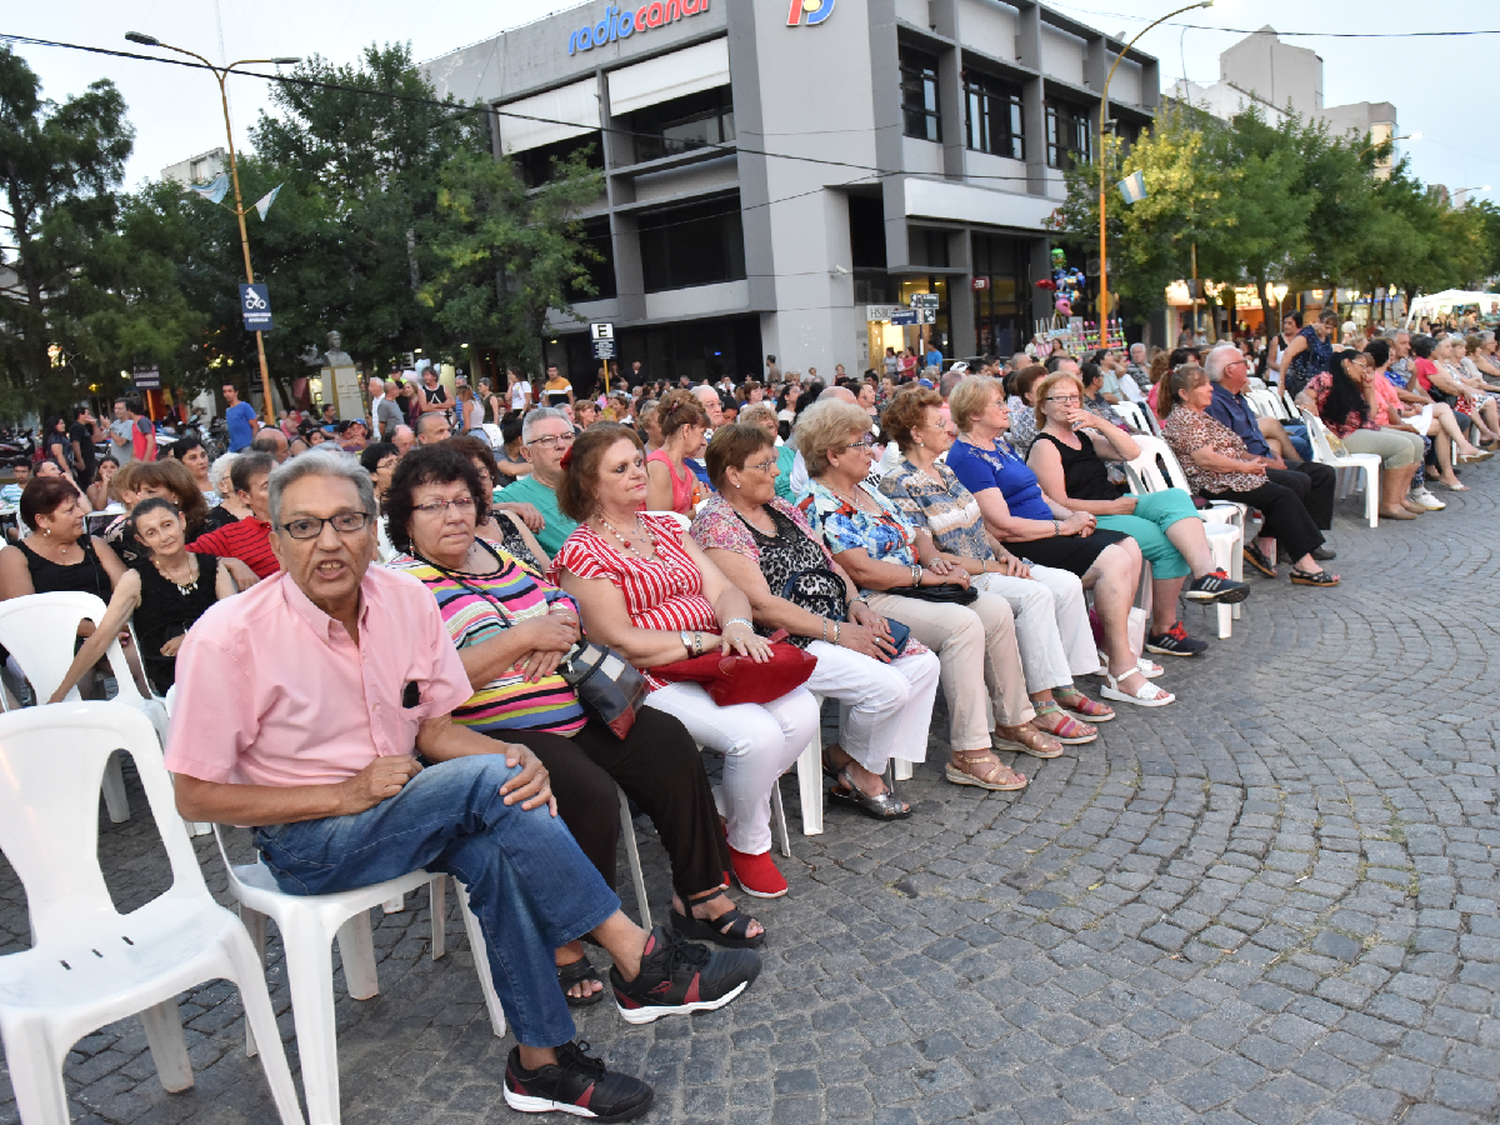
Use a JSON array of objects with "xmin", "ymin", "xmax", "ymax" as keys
[{"xmin": 1405, "ymin": 289, "xmax": 1500, "ymax": 326}]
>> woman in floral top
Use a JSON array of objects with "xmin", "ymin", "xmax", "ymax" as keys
[
  {"xmin": 691, "ymin": 423, "xmax": 940, "ymax": 821},
  {"xmin": 1158, "ymin": 364, "xmax": 1338, "ymax": 587},
  {"xmin": 1295, "ymin": 349, "xmax": 1426, "ymax": 520},
  {"xmin": 792, "ymin": 398, "xmax": 1055, "ymax": 793}
]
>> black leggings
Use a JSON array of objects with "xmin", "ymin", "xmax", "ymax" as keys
[
  {"xmin": 503, "ymin": 709, "xmax": 730, "ymax": 902},
  {"xmin": 1203, "ymin": 481, "xmax": 1324, "ymax": 564}
]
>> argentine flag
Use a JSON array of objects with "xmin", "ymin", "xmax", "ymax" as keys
[{"xmin": 1118, "ymin": 170, "xmax": 1147, "ymax": 205}]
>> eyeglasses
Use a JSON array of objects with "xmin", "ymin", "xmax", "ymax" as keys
[
  {"xmin": 1046, "ymin": 395, "xmax": 1082, "ymax": 404},
  {"xmin": 527, "ymin": 433, "xmax": 575, "ymax": 450},
  {"xmin": 842, "ymin": 436, "xmax": 876, "ymax": 451},
  {"xmin": 743, "ymin": 457, "xmax": 778, "ymax": 473},
  {"xmin": 412, "ymin": 496, "xmax": 477, "ymax": 517},
  {"xmin": 279, "ymin": 512, "xmax": 371, "ymax": 539}
]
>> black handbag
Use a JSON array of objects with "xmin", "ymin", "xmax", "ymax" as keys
[
  {"xmin": 894, "ymin": 581, "xmax": 978, "ymax": 605},
  {"xmin": 780, "ymin": 565, "xmax": 909, "ymax": 658},
  {"xmin": 557, "ymin": 641, "xmax": 650, "ymax": 738}
]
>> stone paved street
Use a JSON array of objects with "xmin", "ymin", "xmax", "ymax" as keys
[{"xmin": 2, "ymin": 484, "xmax": 1498, "ymax": 1125}]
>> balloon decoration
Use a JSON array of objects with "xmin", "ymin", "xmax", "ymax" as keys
[{"xmin": 1039, "ymin": 247, "xmax": 1087, "ymax": 321}]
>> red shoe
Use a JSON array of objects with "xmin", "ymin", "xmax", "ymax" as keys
[{"xmin": 728, "ymin": 847, "xmax": 788, "ymax": 899}]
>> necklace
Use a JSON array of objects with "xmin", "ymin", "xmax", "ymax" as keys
[
  {"xmin": 595, "ymin": 513, "xmax": 672, "ymax": 567},
  {"xmin": 825, "ymin": 479, "xmax": 872, "ymax": 513},
  {"xmin": 154, "ymin": 555, "xmax": 200, "ymax": 595}
]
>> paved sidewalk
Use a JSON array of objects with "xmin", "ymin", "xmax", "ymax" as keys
[{"xmin": 2, "ymin": 486, "xmax": 1498, "ymax": 1125}]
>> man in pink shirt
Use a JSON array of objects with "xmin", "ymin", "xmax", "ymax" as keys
[{"xmin": 165, "ymin": 452, "xmax": 758, "ymax": 1122}]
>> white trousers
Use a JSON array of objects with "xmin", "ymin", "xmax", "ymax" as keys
[
  {"xmin": 644, "ymin": 682, "xmax": 819, "ymax": 856},
  {"xmin": 972, "ymin": 564, "xmax": 1101, "ymax": 693},
  {"xmin": 804, "ymin": 641, "xmax": 941, "ymax": 773}
]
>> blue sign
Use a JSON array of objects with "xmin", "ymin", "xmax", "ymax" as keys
[
  {"xmin": 240, "ymin": 283, "xmax": 273, "ymax": 332},
  {"xmin": 889, "ymin": 310, "xmax": 919, "ymax": 325}
]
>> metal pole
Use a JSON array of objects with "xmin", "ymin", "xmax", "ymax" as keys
[{"xmin": 1097, "ymin": 1, "xmax": 1214, "ymax": 334}]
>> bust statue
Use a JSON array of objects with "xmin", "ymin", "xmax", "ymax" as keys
[{"xmin": 323, "ymin": 331, "xmax": 353, "ymax": 369}]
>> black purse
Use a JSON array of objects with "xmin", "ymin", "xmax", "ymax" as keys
[
  {"xmin": 780, "ymin": 565, "xmax": 910, "ymax": 657},
  {"xmin": 557, "ymin": 641, "xmax": 650, "ymax": 738},
  {"xmin": 894, "ymin": 581, "xmax": 979, "ymax": 605}
]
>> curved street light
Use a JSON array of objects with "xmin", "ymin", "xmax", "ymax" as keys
[
  {"xmin": 1096, "ymin": 0, "xmax": 1213, "ymax": 335},
  {"xmin": 126, "ymin": 32, "xmax": 300, "ymax": 425}
]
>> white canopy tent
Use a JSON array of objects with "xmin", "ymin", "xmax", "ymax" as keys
[{"xmin": 1405, "ymin": 289, "xmax": 1500, "ymax": 327}]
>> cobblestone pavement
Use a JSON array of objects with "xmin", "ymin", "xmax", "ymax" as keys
[{"xmin": 2, "ymin": 486, "xmax": 1499, "ymax": 1125}]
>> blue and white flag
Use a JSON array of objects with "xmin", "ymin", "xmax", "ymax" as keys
[
  {"xmin": 1118, "ymin": 170, "xmax": 1147, "ymax": 204},
  {"xmin": 254, "ymin": 183, "xmax": 283, "ymax": 221},
  {"xmin": 187, "ymin": 172, "xmax": 230, "ymax": 205}
]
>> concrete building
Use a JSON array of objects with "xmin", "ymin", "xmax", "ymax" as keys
[
  {"xmin": 426, "ymin": 0, "xmax": 1159, "ymax": 384},
  {"xmin": 160, "ymin": 148, "xmax": 228, "ymax": 187},
  {"xmin": 1169, "ymin": 28, "xmax": 1400, "ymax": 176}
]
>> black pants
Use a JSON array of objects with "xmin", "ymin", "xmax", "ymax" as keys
[
  {"xmin": 505, "ymin": 709, "xmax": 730, "ymax": 901},
  {"xmin": 1203, "ymin": 480, "xmax": 1324, "ymax": 564},
  {"xmin": 1268, "ymin": 462, "xmax": 1335, "ymax": 531}
]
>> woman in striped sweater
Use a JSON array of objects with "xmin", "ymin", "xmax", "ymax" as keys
[{"xmin": 385, "ymin": 447, "xmax": 764, "ymax": 1008}]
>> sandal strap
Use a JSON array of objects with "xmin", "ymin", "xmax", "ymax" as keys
[
  {"xmin": 1032, "ymin": 701, "xmax": 1091, "ymax": 739},
  {"xmin": 950, "ymin": 748, "xmax": 1023, "ymax": 786},
  {"xmin": 702, "ymin": 906, "xmax": 757, "ymax": 941}
]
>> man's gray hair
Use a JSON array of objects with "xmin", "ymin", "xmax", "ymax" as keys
[
  {"xmin": 521, "ymin": 406, "xmax": 570, "ymax": 442},
  {"xmin": 1204, "ymin": 344, "xmax": 1242, "ymax": 382},
  {"xmin": 268, "ymin": 448, "xmax": 377, "ymax": 528}
]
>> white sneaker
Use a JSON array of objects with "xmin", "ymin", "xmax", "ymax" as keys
[{"xmin": 1409, "ymin": 488, "xmax": 1446, "ymax": 511}]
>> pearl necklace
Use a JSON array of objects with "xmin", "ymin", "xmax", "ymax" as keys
[
  {"xmin": 595, "ymin": 514, "xmax": 674, "ymax": 567},
  {"xmin": 153, "ymin": 556, "xmax": 200, "ymax": 596}
]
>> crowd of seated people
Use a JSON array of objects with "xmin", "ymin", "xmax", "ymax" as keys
[{"xmin": 1, "ymin": 328, "xmax": 1483, "ymax": 1120}]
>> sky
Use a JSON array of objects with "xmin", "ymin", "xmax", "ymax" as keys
[{"xmin": 5, "ymin": 0, "xmax": 1496, "ymax": 199}]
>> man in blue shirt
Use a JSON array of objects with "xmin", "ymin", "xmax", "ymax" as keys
[
  {"xmin": 1203, "ymin": 345, "xmax": 1335, "ymax": 556},
  {"xmin": 223, "ymin": 383, "xmax": 259, "ymax": 452}
]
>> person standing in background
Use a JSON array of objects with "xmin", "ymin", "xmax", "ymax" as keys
[{"xmin": 223, "ymin": 384, "xmax": 259, "ymax": 452}]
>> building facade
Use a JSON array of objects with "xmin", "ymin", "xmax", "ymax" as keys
[{"xmin": 427, "ymin": 0, "xmax": 1158, "ymax": 385}]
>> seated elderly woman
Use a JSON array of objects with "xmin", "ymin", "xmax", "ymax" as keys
[
  {"xmin": 794, "ymin": 398, "xmax": 1060, "ymax": 792},
  {"xmin": 943, "ymin": 375, "xmax": 1174, "ymax": 709},
  {"xmin": 550, "ymin": 424, "xmax": 819, "ymax": 900},
  {"xmin": 1158, "ymin": 365, "xmax": 1337, "ymax": 587},
  {"xmin": 876, "ymin": 386, "xmax": 1115, "ymax": 741},
  {"xmin": 1027, "ymin": 370, "xmax": 1249, "ymax": 657},
  {"xmin": 1004, "ymin": 364, "xmax": 1050, "ymax": 455},
  {"xmin": 691, "ymin": 423, "xmax": 941, "ymax": 820},
  {"xmin": 737, "ymin": 403, "xmax": 799, "ymax": 503},
  {"xmin": 1295, "ymin": 349, "xmax": 1427, "ymax": 521},
  {"xmin": 203, "ymin": 453, "xmax": 250, "ymax": 532},
  {"xmin": 385, "ymin": 445, "xmax": 765, "ymax": 1005},
  {"xmin": 446, "ymin": 434, "xmax": 550, "ymax": 567}
]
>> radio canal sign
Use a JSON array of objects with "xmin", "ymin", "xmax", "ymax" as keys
[{"xmin": 568, "ymin": 0, "xmax": 711, "ymax": 54}]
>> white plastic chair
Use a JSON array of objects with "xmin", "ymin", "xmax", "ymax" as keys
[
  {"xmin": 1113, "ymin": 399, "xmax": 1158, "ymax": 437},
  {"xmin": 0, "ymin": 591, "xmax": 172, "ymax": 823},
  {"xmin": 1121, "ymin": 436, "xmax": 1245, "ymax": 639},
  {"xmin": 1299, "ymin": 408, "xmax": 1381, "ymax": 528},
  {"xmin": 212, "ymin": 830, "xmax": 503, "ymax": 1125},
  {"xmin": 0, "ymin": 703, "xmax": 304, "ymax": 1125}
]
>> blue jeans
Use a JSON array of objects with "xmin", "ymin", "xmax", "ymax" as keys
[
  {"xmin": 252, "ymin": 755, "xmax": 620, "ymax": 1048},
  {"xmin": 1283, "ymin": 423, "xmax": 1313, "ymax": 463}
]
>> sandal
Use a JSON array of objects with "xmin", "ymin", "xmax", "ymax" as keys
[
  {"xmin": 945, "ymin": 748, "xmax": 1027, "ymax": 791},
  {"xmin": 557, "ymin": 954, "xmax": 607, "ymax": 1007},
  {"xmin": 1098, "ymin": 667, "xmax": 1175, "ymax": 708},
  {"xmin": 1030, "ymin": 701, "xmax": 1098, "ymax": 745},
  {"xmin": 1052, "ymin": 688, "xmax": 1114, "ymax": 722},
  {"xmin": 829, "ymin": 765, "xmax": 911, "ymax": 820},
  {"xmin": 668, "ymin": 904, "xmax": 766, "ymax": 949},
  {"xmin": 993, "ymin": 722, "xmax": 1064, "ymax": 759},
  {"xmin": 1290, "ymin": 567, "xmax": 1340, "ymax": 587}
]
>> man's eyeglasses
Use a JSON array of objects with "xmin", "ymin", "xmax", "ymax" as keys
[
  {"xmin": 527, "ymin": 433, "xmax": 576, "ymax": 450},
  {"xmin": 412, "ymin": 497, "xmax": 477, "ymax": 517},
  {"xmin": 279, "ymin": 512, "xmax": 371, "ymax": 539}
]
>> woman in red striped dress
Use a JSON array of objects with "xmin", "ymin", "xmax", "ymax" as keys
[{"xmin": 552, "ymin": 425, "xmax": 821, "ymax": 901}]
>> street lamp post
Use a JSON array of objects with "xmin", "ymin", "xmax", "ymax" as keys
[
  {"xmin": 1451, "ymin": 185, "xmax": 1492, "ymax": 207},
  {"xmin": 1096, "ymin": 0, "xmax": 1213, "ymax": 337},
  {"xmin": 125, "ymin": 32, "xmax": 299, "ymax": 426}
]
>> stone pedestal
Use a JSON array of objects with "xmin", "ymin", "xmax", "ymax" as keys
[{"xmin": 322, "ymin": 364, "xmax": 366, "ymax": 423}]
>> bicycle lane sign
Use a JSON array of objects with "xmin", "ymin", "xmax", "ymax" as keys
[{"xmin": 240, "ymin": 283, "xmax": 273, "ymax": 332}]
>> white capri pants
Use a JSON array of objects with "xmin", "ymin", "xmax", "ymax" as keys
[
  {"xmin": 644, "ymin": 683, "xmax": 820, "ymax": 856},
  {"xmin": 972, "ymin": 564, "xmax": 1101, "ymax": 693},
  {"xmin": 804, "ymin": 641, "xmax": 941, "ymax": 773}
]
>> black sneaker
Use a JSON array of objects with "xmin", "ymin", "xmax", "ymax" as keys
[
  {"xmin": 611, "ymin": 924, "xmax": 760, "ymax": 1025},
  {"xmin": 1183, "ymin": 569, "xmax": 1250, "ymax": 604},
  {"xmin": 1145, "ymin": 622, "xmax": 1208, "ymax": 657},
  {"xmin": 504, "ymin": 1040, "xmax": 653, "ymax": 1122},
  {"xmin": 1242, "ymin": 542, "xmax": 1276, "ymax": 578}
]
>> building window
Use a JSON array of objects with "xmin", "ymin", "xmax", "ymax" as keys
[
  {"xmin": 964, "ymin": 72, "xmax": 1024, "ymax": 160},
  {"xmin": 1045, "ymin": 101, "xmax": 1092, "ymax": 169},
  {"xmin": 627, "ymin": 87, "xmax": 735, "ymax": 164},
  {"xmin": 638, "ymin": 195, "xmax": 746, "ymax": 292},
  {"xmin": 515, "ymin": 132, "xmax": 604, "ymax": 188},
  {"xmin": 568, "ymin": 216, "xmax": 616, "ymax": 303},
  {"xmin": 971, "ymin": 233, "xmax": 1027, "ymax": 357},
  {"xmin": 900, "ymin": 49, "xmax": 941, "ymax": 143}
]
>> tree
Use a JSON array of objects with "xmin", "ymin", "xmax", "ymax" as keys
[
  {"xmin": 420, "ymin": 144, "xmax": 605, "ymax": 371},
  {"xmin": 0, "ymin": 45, "xmax": 133, "ymax": 414}
]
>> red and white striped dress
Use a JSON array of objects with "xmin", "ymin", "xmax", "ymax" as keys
[{"xmin": 549, "ymin": 514, "xmax": 717, "ymax": 689}]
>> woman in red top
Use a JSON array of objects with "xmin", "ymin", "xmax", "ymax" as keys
[{"xmin": 551, "ymin": 424, "xmax": 819, "ymax": 900}]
